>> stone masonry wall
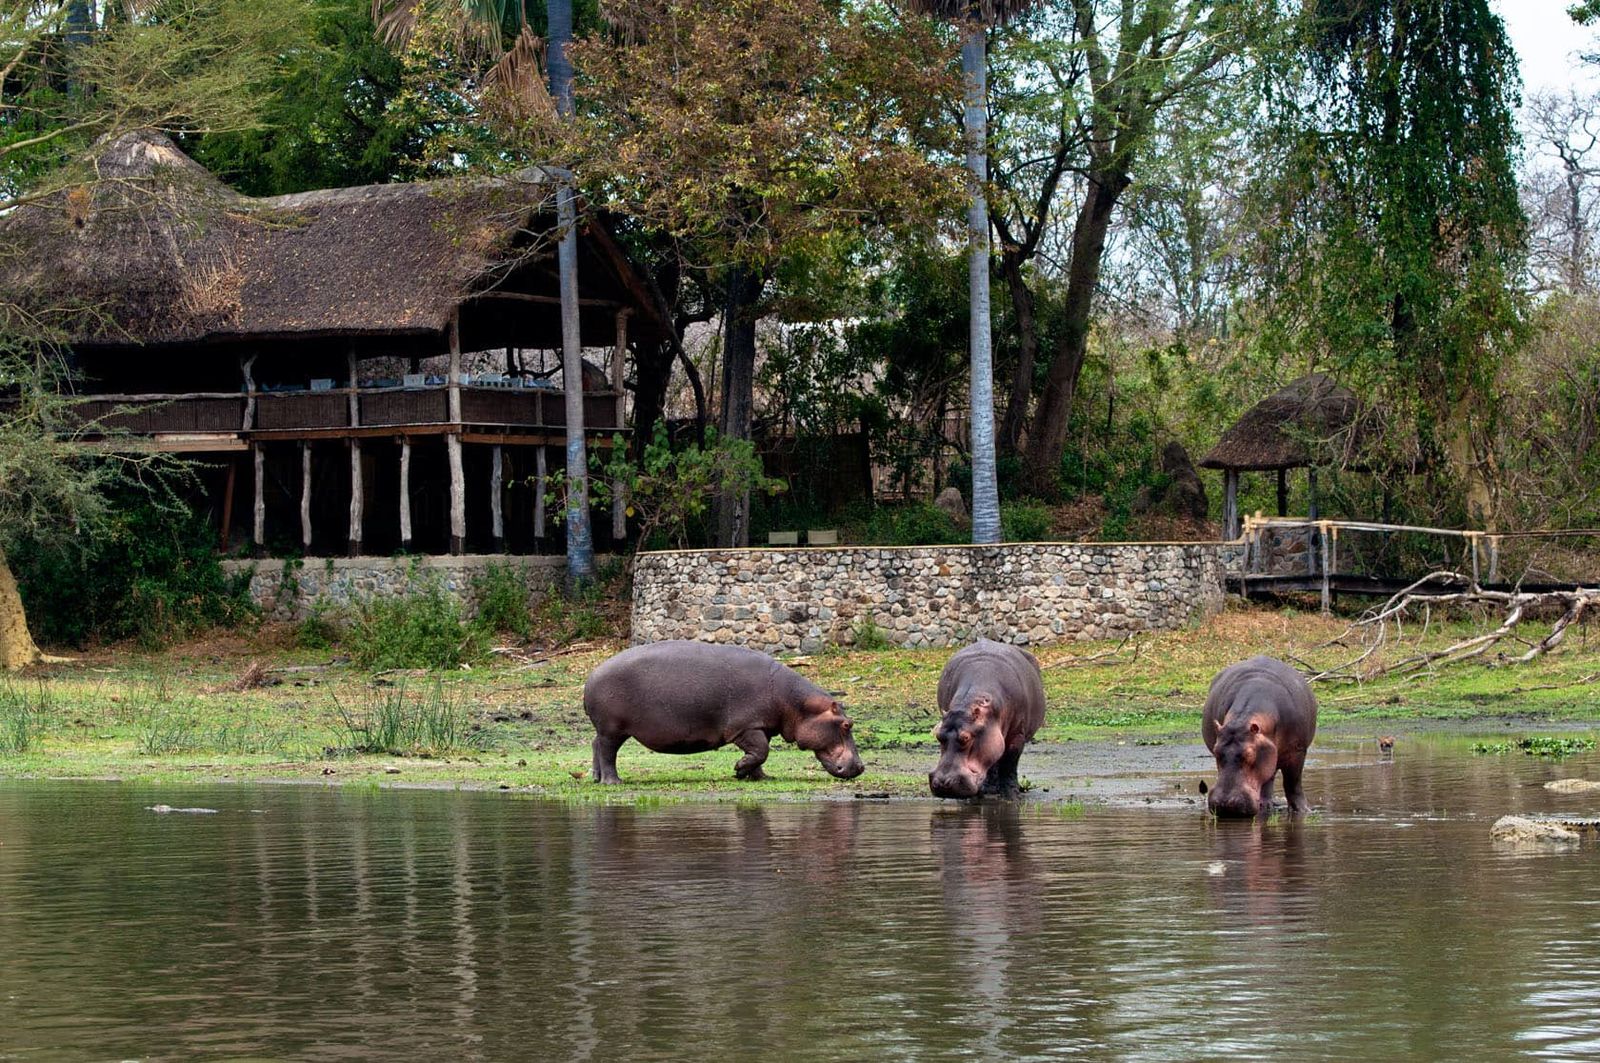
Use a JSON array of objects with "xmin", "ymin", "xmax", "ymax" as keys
[
  {"xmin": 632, "ymin": 542, "xmax": 1227, "ymax": 653},
  {"xmin": 222, "ymin": 554, "xmax": 566, "ymax": 622}
]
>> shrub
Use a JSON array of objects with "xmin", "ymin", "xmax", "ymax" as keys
[
  {"xmin": 350, "ymin": 579, "xmax": 484, "ymax": 670},
  {"xmin": 295, "ymin": 600, "xmax": 343, "ymax": 650},
  {"xmin": 10, "ymin": 494, "xmax": 256, "ymax": 648},
  {"xmin": 470, "ymin": 562, "xmax": 532, "ymax": 639},
  {"xmin": 334, "ymin": 681, "xmax": 466, "ymax": 755},
  {"xmin": 0, "ymin": 681, "xmax": 48, "ymax": 755},
  {"xmin": 1001, "ymin": 501, "xmax": 1052, "ymax": 542},
  {"xmin": 851, "ymin": 614, "xmax": 891, "ymax": 650},
  {"xmin": 856, "ymin": 502, "xmax": 962, "ymax": 546},
  {"xmin": 533, "ymin": 586, "xmax": 610, "ymax": 644}
]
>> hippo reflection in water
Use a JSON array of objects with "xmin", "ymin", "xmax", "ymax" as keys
[
  {"xmin": 583, "ymin": 641, "xmax": 865, "ymax": 784},
  {"xmin": 1199, "ymin": 656, "xmax": 1318, "ymax": 817}
]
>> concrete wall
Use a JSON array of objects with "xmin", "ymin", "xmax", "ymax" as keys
[
  {"xmin": 223, "ymin": 554, "xmax": 566, "ymax": 622},
  {"xmin": 631, "ymin": 542, "xmax": 1227, "ymax": 653}
]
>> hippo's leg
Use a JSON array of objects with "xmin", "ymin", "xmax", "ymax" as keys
[
  {"xmin": 733, "ymin": 729, "xmax": 771, "ymax": 781},
  {"xmin": 1281, "ymin": 761, "xmax": 1310, "ymax": 814},
  {"xmin": 980, "ymin": 748, "xmax": 1023, "ymax": 800},
  {"xmin": 592, "ymin": 733, "xmax": 626, "ymax": 784}
]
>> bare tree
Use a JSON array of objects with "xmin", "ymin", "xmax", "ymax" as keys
[{"xmin": 1524, "ymin": 89, "xmax": 1600, "ymax": 293}]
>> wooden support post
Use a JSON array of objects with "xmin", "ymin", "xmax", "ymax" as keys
[
  {"xmin": 300, "ymin": 442, "xmax": 313, "ymax": 550},
  {"xmin": 491, "ymin": 445, "xmax": 505, "ymax": 553},
  {"xmin": 610, "ymin": 308, "xmax": 630, "ymax": 541},
  {"xmin": 349, "ymin": 439, "xmax": 363, "ymax": 557},
  {"xmin": 399, "ymin": 438, "xmax": 413, "ymax": 553},
  {"xmin": 1223, "ymin": 469, "xmax": 1240, "ymax": 540},
  {"xmin": 1276, "ymin": 468, "xmax": 1288, "ymax": 517},
  {"xmin": 1488, "ymin": 535, "xmax": 1500, "ymax": 585},
  {"xmin": 347, "ymin": 350, "xmax": 360, "ymax": 427},
  {"xmin": 1320, "ymin": 523, "xmax": 1333, "ymax": 616},
  {"xmin": 1307, "ymin": 467, "xmax": 1320, "ymax": 577},
  {"xmin": 252, "ymin": 444, "xmax": 265, "ymax": 557},
  {"xmin": 240, "ymin": 354, "xmax": 258, "ymax": 431},
  {"xmin": 220, "ymin": 458, "xmax": 237, "ymax": 550},
  {"xmin": 534, "ymin": 446, "xmax": 547, "ymax": 538},
  {"xmin": 448, "ymin": 315, "xmax": 466, "ymax": 555},
  {"xmin": 612, "ymin": 477, "xmax": 627, "ymax": 542}
]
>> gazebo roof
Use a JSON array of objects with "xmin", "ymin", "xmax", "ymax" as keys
[
  {"xmin": 1199, "ymin": 373, "xmax": 1366, "ymax": 472},
  {"xmin": 0, "ymin": 130, "xmax": 665, "ymax": 352}
]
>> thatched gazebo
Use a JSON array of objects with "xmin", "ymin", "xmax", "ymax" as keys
[
  {"xmin": 1200, "ymin": 373, "xmax": 1366, "ymax": 538},
  {"xmin": 1, "ymin": 131, "xmax": 667, "ymax": 557}
]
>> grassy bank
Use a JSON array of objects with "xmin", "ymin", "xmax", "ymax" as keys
[{"xmin": 0, "ymin": 606, "xmax": 1596, "ymax": 800}]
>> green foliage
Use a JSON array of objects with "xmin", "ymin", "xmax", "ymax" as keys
[
  {"xmin": 1001, "ymin": 500, "xmax": 1052, "ymax": 542},
  {"xmin": 600, "ymin": 424, "xmax": 785, "ymax": 551},
  {"xmin": 533, "ymin": 585, "xmax": 609, "ymax": 645},
  {"xmin": 350, "ymin": 578, "xmax": 484, "ymax": 670},
  {"xmin": 851, "ymin": 614, "xmax": 892, "ymax": 651},
  {"xmin": 853, "ymin": 502, "xmax": 962, "ymax": 546},
  {"xmin": 333, "ymin": 680, "xmax": 467, "ymax": 755},
  {"xmin": 295, "ymin": 601, "xmax": 343, "ymax": 651},
  {"xmin": 0, "ymin": 681, "xmax": 48, "ymax": 755},
  {"xmin": 10, "ymin": 494, "xmax": 256, "ymax": 649},
  {"xmin": 1472, "ymin": 736, "xmax": 1596, "ymax": 758},
  {"xmin": 470, "ymin": 562, "xmax": 532, "ymax": 639}
]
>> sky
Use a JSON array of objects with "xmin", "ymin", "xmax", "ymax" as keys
[{"xmin": 1494, "ymin": 0, "xmax": 1600, "ymax": 99}]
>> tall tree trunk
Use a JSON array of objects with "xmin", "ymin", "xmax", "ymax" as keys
[
  {"xmin": 0, "ymin": 549, "xmax": 43, "ymax": 672},
  {"xmin": 715, "ymin": 265, "xmax": 762, "ymax": 547},
  {"xmin": 1024, "ymin": 170, "xmax": 1127, "ymax": 494},
  {"xmin": 998, "ymin": 249, "xmax": 1037, "ymax": 454},
  {"xmin": 962, "ymin": 21, "xmax": 1001, "ymax": 544},
  {"xmin": 549, "ymin": 0, "xmax": 594, "ymax": 582},
  {"xmin": 631, "ymin": 340, "xmax": 675, "ymax": 460}
]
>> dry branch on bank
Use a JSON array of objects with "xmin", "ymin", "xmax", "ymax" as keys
[{"xmin": 1304, "ymin": 571, "xmax": 1599, "ymax": 682}]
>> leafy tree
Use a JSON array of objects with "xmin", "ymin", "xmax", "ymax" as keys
[
  {"xmin": 554, "ymin": 0, "xmax": 962, "ymax": 546},
  {"xmin": 1252, "ymin": 0, "xmax": 1526, "ymax": 525}
]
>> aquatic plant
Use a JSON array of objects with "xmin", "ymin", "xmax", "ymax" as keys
[
  {"xmin": 1471, "ymin": 736, "xmax": 1596, "ymax": 759},
  {"xmin": 333, "ymin": 681, "xmax": 466, "ymax": 755}
]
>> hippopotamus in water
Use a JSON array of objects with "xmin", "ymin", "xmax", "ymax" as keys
[
  {"xmin": 583, "ymin": 641, "xmax": 865, "ymax": 784},
  {"xmin": 1199, "ymin": 656, "xmax": 1318, "ymax": 817},
  {"xmin": 928, "ymin": 640, "xmax": 1046, "ymax": 800}
]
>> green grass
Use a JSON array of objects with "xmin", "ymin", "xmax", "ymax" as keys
[{"xmin": 0, "ymin": 604, "xmax": 1595, "ymax": 802}]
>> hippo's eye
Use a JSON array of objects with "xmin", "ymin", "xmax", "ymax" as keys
[{"xmin": 841, "ymin": 720, "xmax": 853, "ymax": 735}]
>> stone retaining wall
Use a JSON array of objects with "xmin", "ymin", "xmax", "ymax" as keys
[
  {"xmin": 632, "ymin": 542, "xmax": 1227, "ymax": 653},
  {"xmin": 222, "ymin": 554, "xmax": 566, "ymax": 622}
]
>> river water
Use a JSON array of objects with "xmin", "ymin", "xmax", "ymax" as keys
[{"xmin": 2, "ymin": 740, "xmax": 1598, "ymax": 1061}]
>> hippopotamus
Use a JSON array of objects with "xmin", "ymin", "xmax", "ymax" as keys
[
  {"xmin": 1199, "ymin": 656, "xmax": 1318, "ymax": 817},
  {"xmin": 583, "ymin": 641, "xmax": 865, "ymax": 784},
  {"xmin": 929, "ymin": 640, "xmax": 1046, "ymax": 800}
]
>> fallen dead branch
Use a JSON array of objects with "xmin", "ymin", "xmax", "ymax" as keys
[
  {"xmin": 1043, "ymin": 633, "xmax": 1144, "ymax": 670},
  {"xmin": 1307, "ymin": 572, "xmax": 1599, "ymax": 682}
]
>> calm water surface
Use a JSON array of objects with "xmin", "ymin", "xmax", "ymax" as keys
[{"xmin": 2, "ymin": 742, "xmax": 1599, "ymax": 1061}]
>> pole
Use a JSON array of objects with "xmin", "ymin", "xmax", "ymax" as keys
[{"xmin": 961, "ymin": 18, "xmax": 1000, "ymax": 545}]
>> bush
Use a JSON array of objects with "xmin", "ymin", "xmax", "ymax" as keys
[
  {"xmin": 470, "ymin": 562, "xmax": 532, "ymax": 639},
  {"xmin": 10, "ymin": 494, "xmax": 256, "ymax": 649},
  {"xmin": 334, "ymin": 681, "xmax": 467, "ymax": 755},
  {"xmin": 350, "ymin": 579, "xmax": 484, "ymax": 670},
  {"xmin": 851, "ymin": 614, "xmax": 891, "ymax": 650},
  {"xmin": 0, "ymin": 681, "xmax": 47, "ymax": 755},
  {"xmin": 1001, "ymin": 500, "xmax": 1052, "ymax": 542},
  {"xmin": 854, "ymin": 502, "xmax": 962, "ymax": 546},
  {"xmin": 295, "ymin": 600, "xmax": 343, "ymax": 650},
  {"xmin": 533, "ymin": 585, "xmax": 610, "ymax": 644}
]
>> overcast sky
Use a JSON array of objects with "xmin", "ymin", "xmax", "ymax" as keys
[{"xmin": 1494, "ymin": 0, "xmax": 1599, "ymax": 98}]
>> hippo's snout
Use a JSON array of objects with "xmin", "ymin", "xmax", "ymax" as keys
[
  {"xmin": 1207, "ymin": 789, "xmax": 1263, "ymax": 818},
  {"xmin": 928, "ymin": 769, "xmax": 982, "ymax": 800},
  {"xmin": 825, "ymin": 753, "xmax": 865, "ymax": 780}
]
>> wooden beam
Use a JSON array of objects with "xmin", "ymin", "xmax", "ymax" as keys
[
  {"xmin": 347, "ymin": 350, "xmax": 360, "ymax": 427},
  {"xmin": 1223, "ymin": 469, "xmax": 1240, "ymax": 540},
  {"xmin": 449, "ymin": 314, "xmax": 466, "ymax": 554},
  {"xmin": 534, "ymin": 445, "xmax": 547, "ymax": 539},
  {"xmin": 349, "ymin": 439, "xmax": 364, "ymax": 557},
  {"xmin": 241, "ymin": 354, "xmax": 257, "ymax": 431},
  {"xmin": 300, "ymin": 442, "xmax": 313, "ymax": 550},
  {"xmin": 252, "ymin": 444, "xmax": 265, "ymax": 557},
  {"xmin": 220, "ymin": 458, "xmax": 237, "ymax": 549},
  {"xmin": 399, "ymin": 438, "xmax": 413, "ymax": 552},
  {"xmin": 466, "ymin": 291, "xmax": 622, "ymax": 308},
  {"xmin": 491, "ymin": 444, "xmax": 505, "ymax": 552}
]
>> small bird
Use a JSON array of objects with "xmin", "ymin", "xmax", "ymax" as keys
[{"xmin": 1378, "ymin": 736, "xmax": 1396, "ymax": 753}]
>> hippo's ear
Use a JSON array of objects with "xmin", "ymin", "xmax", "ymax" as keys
[{"xmin": 830, "ymin": 699, "xmax": 843, "ymax": 715}]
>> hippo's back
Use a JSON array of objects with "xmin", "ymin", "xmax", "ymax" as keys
[
  {"xmin": 1206, "ymin": 656, "xmax": 1316, "ymax": 728},
  {"xmin": 585, "ymin": 641, "xmax": 777, "ymax": 722},
  {"xmin": 940, "ymin": 639, "xmax": 1046, "ymax": 731}
]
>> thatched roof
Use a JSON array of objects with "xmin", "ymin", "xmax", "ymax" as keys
[
  {"xmin": 0, "ymin": 130, "xmax": 664, "ymax": 352},
  {"xmin": 1199, "ymin": 373, "xmax": 1366, "ymax": 471}
]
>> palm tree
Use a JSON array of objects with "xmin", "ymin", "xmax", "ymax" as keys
[
  {"xmin": 908, "ymin": 0, "xmax": 1035, "ymax": 545},
  {"xmin": 373, "ymin": 1, "xmax": 595, "ymax": 582}
]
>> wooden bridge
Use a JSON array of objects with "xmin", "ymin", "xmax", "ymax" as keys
[{"xmin": 1233, "ymin": 516, "xmax": 1600, "ymax": 611}]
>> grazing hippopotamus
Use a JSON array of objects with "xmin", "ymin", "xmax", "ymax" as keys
[
  {"xmin": 583, "ymin": 641, "xmax": 865, "ymax": 784},
  {"xmin": 929, "ymin": 640, "xmax": 1046, "ymax": 800},
  {"xmin": 1199, "ymin": 656, "xmax": 1318, "ymax": 817}
]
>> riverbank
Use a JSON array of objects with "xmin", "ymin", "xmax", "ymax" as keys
[{"xmin": 2, "ymin": 607, "xmax": 1596, "ymax": 800}]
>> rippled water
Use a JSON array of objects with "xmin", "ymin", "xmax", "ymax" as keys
[{"xmin": 2, "ymin": 741, "xmax": 1599, "ymax": 1061}]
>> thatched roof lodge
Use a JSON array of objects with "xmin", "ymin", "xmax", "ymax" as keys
[
  {"xmin": 1, "ymin": 131, "xmax": 667, "ymax": 557},
  {"xmin": 1200, "ymin": 373, "xmax": 1368, "ymax": 537}
]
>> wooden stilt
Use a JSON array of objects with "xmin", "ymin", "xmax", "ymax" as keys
[
  {"xmin": 534, "ymin": 446, "xmax": 547, "ymax": 539},
  {"xmin": 1223, "ymin": 469, "xmax": 1240, "ymax": 540},
  {"xmin": 348, "ymin": 439, "xmax": 363, "ymax": 557},
  {"xmin": 219, "ymin": 458, "xmax": 237, "ymax": 550},
  {"xmin": 300, "ymin": 442, "xmax": 313, "ymax": 550},
  {"xmin": 1320, "ymin": 526, "xmax": 1332, "ymax": 616},
  {"xmin": 448, "ymin": 315, "xmax": 466, "ymax": 555},
  {"xmin": 252, "ymin": 444, "xmax": 265, "ymax": 557},
  {"xmin": 399, "ymin": 438, "xmax": 413, "ymax": 553},
  {"xmin": 611, "ymin": 476, "xmax": 627, "ymax": 542},
  {"xmin": 491, "ymin": 445, "xmax": 505, "ymax": 553}
]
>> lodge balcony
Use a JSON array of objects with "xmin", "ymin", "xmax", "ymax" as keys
[{"xmin": 65, "ymin": 379, "xmax": 627, "ymax": 450}]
